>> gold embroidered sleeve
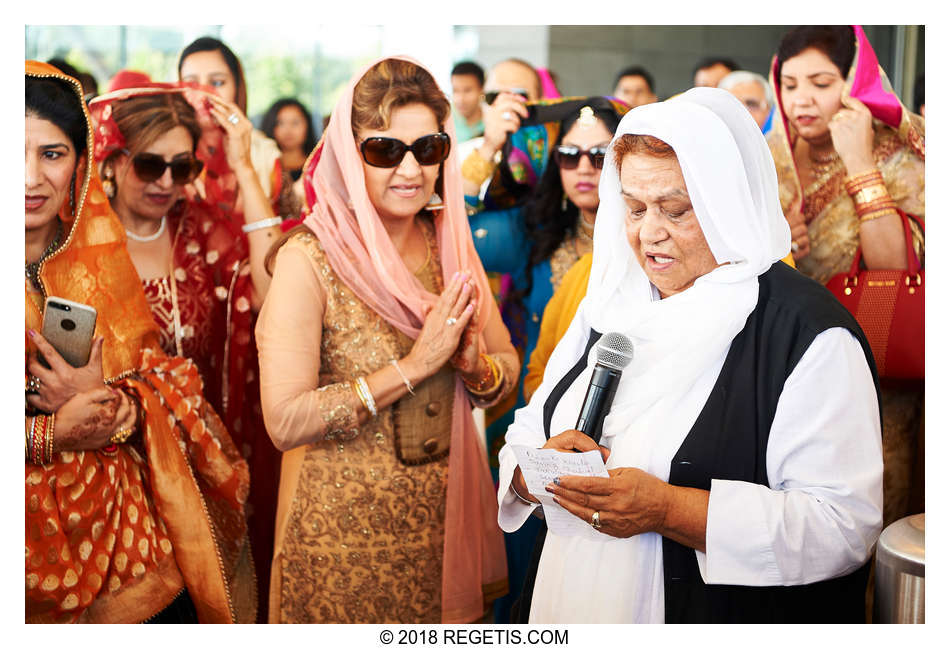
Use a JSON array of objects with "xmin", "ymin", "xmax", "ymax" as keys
[{"xmin": 314, "ymin": 382, "xmax": 361, "ymax": 441}]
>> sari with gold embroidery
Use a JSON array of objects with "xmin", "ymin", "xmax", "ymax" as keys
[
  {"xmin": 766, "ymin": 26, "xmax": 924, "ymax": 526},
  {"xmin": 25, "ymin": 61, "xmax": 255, "ymax": 623}
]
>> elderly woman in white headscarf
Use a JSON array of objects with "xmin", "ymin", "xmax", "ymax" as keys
[{"xmin": 496, "ymin": 88, "xmax": 883, "ymax": 624}]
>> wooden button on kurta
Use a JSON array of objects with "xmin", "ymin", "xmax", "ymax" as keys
[
  {"xmin": 425, "ymin": 402, "xmax": 441, "ymax": 417},
  {"xmin": 422, "ymin": 438, "xmax": 439, "ymax": 454}
]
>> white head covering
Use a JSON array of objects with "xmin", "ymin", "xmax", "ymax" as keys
[{"xmin": 508, "ymin": 88, "xmax": 791, "ymax": 622}]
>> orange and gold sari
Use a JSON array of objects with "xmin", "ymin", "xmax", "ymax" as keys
[{"xmin": 25, "ymin": 61, "xmax": 255, "ymax": 624}]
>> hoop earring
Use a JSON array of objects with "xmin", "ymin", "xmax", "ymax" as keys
[{"xmin": 102, "ymin": 165, "xmax": 115, "ymax": 199}]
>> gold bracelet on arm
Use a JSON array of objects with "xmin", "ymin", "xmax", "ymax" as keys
[{"xmin": 461, "ymin": 150, "xmax": 497, "ymax": 187}]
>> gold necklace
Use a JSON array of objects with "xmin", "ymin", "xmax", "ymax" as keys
[
  {"xmin": 25, "ymin": 220, "xmax": 62, "ymax": 291},
  {"xmin": 576, "ymin": 215, "xmax": 594, "ymax": 243},
  {"xmin": 808, "ymin": 146, "xmax": 841, "ymax": 178}
]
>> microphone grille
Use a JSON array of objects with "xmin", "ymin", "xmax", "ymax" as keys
[{"xmin": 595, "ymin": 332, "xmax": 634, "ymax": 370}]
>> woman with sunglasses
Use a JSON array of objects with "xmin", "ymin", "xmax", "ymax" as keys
[
  {"xmin": 256, "ymin": 56, "xmax": 515, "ymax": 623},
  {"xmin": 89, "ymin": 81, "xmax": 281, "ymax": 621}
]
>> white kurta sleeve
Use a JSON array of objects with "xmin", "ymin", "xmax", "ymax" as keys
[
  {"xmin": 497, "ymin": 384, "xmax": 545, "ymax": 532},
  {"xmin": 696, "ymin": 327, "xmax": 883, "ymax": 586}
]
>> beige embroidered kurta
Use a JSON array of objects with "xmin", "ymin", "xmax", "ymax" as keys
[{"xmin": 256, "ymin": 225, "xmax": 514, "ymax": 623}]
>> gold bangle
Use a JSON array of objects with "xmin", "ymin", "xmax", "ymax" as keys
[
  {"xmin": 461, "ymin": 149, "xmax": 496, "ymax": 187},
  {"xmin": 466, "ymin": 354, "xmax": 503, "ymax": 396},
  {"xmin": 45, "ymin": 414, "xmax": 55, "ymax": 463},
  {"xmin": 852, "ymin": 183, "xmax": 890, "ymax": 205},
  {"xmin": 844, "ymin": 168, "xmax": 883, "ymax": 192}
]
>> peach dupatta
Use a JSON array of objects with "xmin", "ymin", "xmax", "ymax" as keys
[{"xmin": 300, "ymin": 55, "xmax": 507, "ymax": 622}]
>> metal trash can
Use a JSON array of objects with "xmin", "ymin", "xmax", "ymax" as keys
[{"xmin": 874, "ymin": 513, "xmax": 925, "ymax": 623}]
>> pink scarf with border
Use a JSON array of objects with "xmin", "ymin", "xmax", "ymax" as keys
[{"xmin": 301, "ymin": 55, "xmax": 506, "ymax": 623}]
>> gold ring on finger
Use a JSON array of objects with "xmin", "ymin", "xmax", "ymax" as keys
[{"xmin": 591, "ymin": 510, "xmax": 602, "ymax": 529}]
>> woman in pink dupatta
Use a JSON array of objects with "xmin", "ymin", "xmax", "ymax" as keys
[
  {"xmin": 767, "ymin": 25, "xmax": 924, "ymax": 529},
  {"xmin": 256, "ymin": 56, "xmax": 515, "ymax": 623}
]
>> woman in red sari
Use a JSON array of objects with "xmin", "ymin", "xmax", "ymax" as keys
[
  {"xmin": 89, "ymin": 80, "xmax": 281, "ymax": 620},
  {"xmin": 25, "ymin": 60, "xmax": 254, "ymax": 624}
]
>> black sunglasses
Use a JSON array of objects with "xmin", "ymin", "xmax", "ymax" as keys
[
  {"xmin": 125, "ymin": 150, "xmax": 203, "ymax": 185},
  {"xmin": 359, "ymin": 133, "xmax": 451, "ymax": 168},
  {"xmin": 552, "ymin": 144, "xmax": 609, "ymax": 170},
  {"xmin": 484, "ymin": 89, "xmax": 530, "ymax": 105}
]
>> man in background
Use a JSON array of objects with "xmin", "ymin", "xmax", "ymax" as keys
[
  {"xmin": 452, "ymin": 60, "xmax": 486, "ymax": 143},
  {"xmin": 718, "ymin": 70, "xmax": 774, "ymax": 133},
  {"xmin": 484, "ymin": 57, "xmax": 542, "ymax": 103},
  {"xmin": 612, "ymin": 65, "xmax": 658, "ymax": 108},
  {"xmin": 693, "ymin": 56, "xmax": 738, "ymax": 88}
]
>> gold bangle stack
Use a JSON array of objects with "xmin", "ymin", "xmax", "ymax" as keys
[
  {"xmin": 461, "ymin": 150, "xmax": 496, "ymax": 187},
  {"xmin": 28, "ymin": 414, "xmax": 55, "ymax": 464},
  {"xmin": 845, "ymin": 168, "xmax": 898, "ymax": 223},
  {"xmin": 352, "ymin": 376, "xmax": 378, "ymax": 418},
  {"xmin": 464, "ymin": 353, "xmax": 502, "ymax": 396}
]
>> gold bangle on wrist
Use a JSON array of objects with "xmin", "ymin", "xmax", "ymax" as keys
[
  {"xmin": 465, "ymin": 353, "xmax": 502, "ymax": 395},
  {"xmin": 461, "ymin": 150, "xmax": 496, "ymax": 186},
  {"xmin": 844, "ymin": 168, "xmax": 884, "ymax": 193}
]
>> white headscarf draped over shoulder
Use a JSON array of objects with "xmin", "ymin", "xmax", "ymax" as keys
[
  {"xmin": 555, "ymin": 87, "xmax": 792, "ymax": 451},
  {"xmin": 503, "ymin": 89, "xmax": 791, "ymax": 622}
]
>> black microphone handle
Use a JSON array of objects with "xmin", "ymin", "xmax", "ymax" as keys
[{"xmin": 574, "ymin": 364, "xmax": 622, "ymax": 445}]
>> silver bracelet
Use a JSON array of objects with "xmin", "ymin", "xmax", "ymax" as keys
[
  {"xmin": 390, "ymin": 359, "xmax": 415, "ymax": 395},
  {"xmin": 355, "ymin": 376, "xmax": 378, "ymax": 418},
  {"xmin": 511, "ymin": 483, "xmax": 536, "ymax": 506},
  {"xmin": 241, "ymin": 216, "xmax": 282, "ymax": 233}
]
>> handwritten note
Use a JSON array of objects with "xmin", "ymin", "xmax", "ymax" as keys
[{"xmin": 512, "ymin": 445, "xmax": 611, "ymax": 540}]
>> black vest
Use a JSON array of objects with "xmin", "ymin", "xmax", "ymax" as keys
[{"xmin": 537, "ymin": 262, "xmax": 880, "ymax": 623}]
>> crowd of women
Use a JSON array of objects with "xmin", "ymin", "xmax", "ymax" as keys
[{"xmin": 25, "ymin": 24, "xmax": 923, "ymax": 624}]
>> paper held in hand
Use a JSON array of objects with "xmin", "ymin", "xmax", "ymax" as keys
[{"xmin": 512, "ymin": 445, "xmax": 611, "ymax": 541}]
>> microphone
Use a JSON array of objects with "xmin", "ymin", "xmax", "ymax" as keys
[{"xmin": 575, "ymin": 332, "xmax": 634, "ymax": 445}]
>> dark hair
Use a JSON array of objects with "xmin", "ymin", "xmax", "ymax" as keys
[
  {"xmin": 26, "ymin": 76, "xmax": 87, "ymax": 158},
  {"xmin": 76, "ymin": 72, "xmax": 99, "ymax": 100},
  {"xmin": 692, "ymin": 56, "xmax": 739, "ymax": 76},
  {"xmin": 776, "ymin": 26, "xmax": 855, "ymax": 79},
  {"xmin": 261, "ymin": 98, "xmax": 318, "ymax": 154},
  {"xmin": 614, "ymin": 65, "xmax": 655, "ymax": 93},
  {"xmin": 46, "ymin": 58, "xmax": 81, "ymax": 80},
  {"xmin": 451, "ymin": 61, "xmax": 485, "ymax": 87},
  {"xmin": 913, "ymin": 74, "xmax": 924, "ymax": 115},
  {"xmin": 178, "ymin": 36, "xmax": 248, "ymax": 114},
  {"xmin": 514, "ymin": 106, "xmax": 622, "ymax": 310}
]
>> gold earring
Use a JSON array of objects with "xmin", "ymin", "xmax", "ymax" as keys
[
  {"xmin": 102, "ymin": 166, "xmax": 115, "ymax": 198},
  {"xmin": 425, "ymin": 193, "xmax": 444, "ymax": 211}
]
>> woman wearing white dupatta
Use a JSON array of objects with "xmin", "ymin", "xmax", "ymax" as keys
[{"xmin": 497, "ymin": 88, "xmax": 883, "ymax": 623}]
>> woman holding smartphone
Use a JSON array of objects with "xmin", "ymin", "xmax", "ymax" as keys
[{"xmin": 25, "ymin": 61, "xmax": 254, "ymax": 623}]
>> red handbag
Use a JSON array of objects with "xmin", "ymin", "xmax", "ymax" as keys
[{"xmin": 825, "ymin": 211, "xmax": 924, "ymax": 381}]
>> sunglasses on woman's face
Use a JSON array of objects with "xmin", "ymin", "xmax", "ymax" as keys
[
  {"xmin": 126, "ymin": 150, "xmax": 204, "ymax": 185},
  {"xmin": 483, "ymin": 89, "xmax": 530, "ymax": 105},
  {"xmin": 553, "ymin": 144, "xmax": 609, "ymax": 170},
  {"xmin": 359, "ymin": 133, "xmax": 451, "ymax": 169}
]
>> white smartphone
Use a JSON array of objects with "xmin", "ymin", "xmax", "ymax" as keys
[{"xmin": 40, "ymin": 296, "xmax": 98, "ymax": 368}]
